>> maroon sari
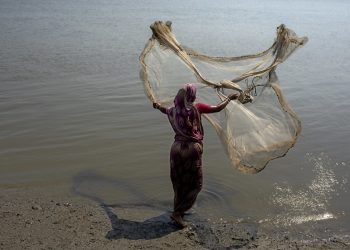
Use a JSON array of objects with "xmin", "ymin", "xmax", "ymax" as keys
[{"xmin": 166, "ymin": 84, "xmax": 209, "ymax": 215}]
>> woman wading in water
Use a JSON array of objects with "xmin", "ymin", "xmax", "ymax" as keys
[{"xmin": 153, "ymin": 83, "xmax": 238, "ymax": 228}]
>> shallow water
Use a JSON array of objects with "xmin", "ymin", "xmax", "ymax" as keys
[{"xmin": 1, "ymin": 0, "xmax": 350, "ymax": 236}]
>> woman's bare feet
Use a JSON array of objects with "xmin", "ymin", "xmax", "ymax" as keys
[{"xmin": 170, "ymin": 212, "xmax": 186, "ymax": 229}]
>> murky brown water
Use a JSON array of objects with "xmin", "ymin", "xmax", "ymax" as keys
[{"xmin": 1, "ymin": 0, "xmax": 349, "ymax": 236}]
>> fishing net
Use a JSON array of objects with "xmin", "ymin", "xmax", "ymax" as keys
[{"xmin": 140, "ymin": 21, "xmax": 308, "ymax": 173}]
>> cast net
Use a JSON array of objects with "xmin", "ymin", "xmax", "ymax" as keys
[{"xmin": 140, "ymin": 21, "xmax": 308, "ymax": 173}]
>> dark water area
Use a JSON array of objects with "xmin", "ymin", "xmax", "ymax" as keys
[{"xmin": 1, "ymin": 0, "xmax": 350, "ymax": 238}]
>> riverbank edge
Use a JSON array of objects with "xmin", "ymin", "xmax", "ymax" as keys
[{"xmin": 0, "ymin": 187, "xmax": 349, "ymax": 249}]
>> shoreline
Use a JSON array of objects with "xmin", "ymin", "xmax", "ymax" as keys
[{"xmin": 1, "ymin": 187, "xmax": 349, "ymax": 249}]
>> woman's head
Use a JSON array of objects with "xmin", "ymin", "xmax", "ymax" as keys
[
  {"xmin": 184, "ymin": 83, "xmax": 196, "ymax": 104},
  {"xmin": 174, "ymin": 83, "xmax": 197, "ymax": 110}
]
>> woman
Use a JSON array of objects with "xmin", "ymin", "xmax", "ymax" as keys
[{"xmin": 153, "ymin": 83, "xmax": 238, "ymax": 228}]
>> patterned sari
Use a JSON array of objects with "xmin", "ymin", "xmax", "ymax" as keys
[{"xmin": 166, "ymin": 84, "xmax": 204, "ymax": 215}]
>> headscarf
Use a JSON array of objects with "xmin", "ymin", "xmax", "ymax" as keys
[
  {"xmin": 184, "ymin": 83, "xmax": 196, "ymax": 104},
  {"xmin": 167, "ymin": 83, "xmax": 203, "ymax": 142}
]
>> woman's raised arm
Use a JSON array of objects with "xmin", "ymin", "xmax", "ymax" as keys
[{"xmin": 195, "ymin": 93, "xmax": 238, "ymax": 114}]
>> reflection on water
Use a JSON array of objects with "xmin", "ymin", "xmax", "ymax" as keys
[
  {"xmin": 288, "ymin": 213, "xmax": 334, "ymax": 225},
  {"xmin": 269, "ymin": 153, "xmax": 347, "ymax": 227}
]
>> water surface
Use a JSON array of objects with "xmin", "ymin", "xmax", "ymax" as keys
[{"xmin": 1, "ymin": 0, "xmax": 349, "ymax": 237}]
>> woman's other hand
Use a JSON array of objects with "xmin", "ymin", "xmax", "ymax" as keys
[
  {"xmin": 153, "ymin": 102, "xmax": 167, "ymax": 114},
  {"xmin": 228, "ymin": 93, "xmax": 239, "ymax": 100},
  {"xmin": 153, "ymin": 102, "xmax": 160, "ymax": 109}
]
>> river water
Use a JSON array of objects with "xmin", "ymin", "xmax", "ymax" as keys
[{"xmin": 1, "ymin": 0, "xmax": 349, "ymax": 238}]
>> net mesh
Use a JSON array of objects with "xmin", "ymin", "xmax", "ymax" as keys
[{"xmin": 140, "ymin": 21, "xmax": 308, "ymax": 173}]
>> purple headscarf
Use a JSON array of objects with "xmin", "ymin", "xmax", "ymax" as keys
[
  {"xmin": 184, "ymin": 83, "xmax": 196, "ymax": 104},
  {"xmin": 167, "ymin": 84, "xmax": 203, "ymax": 142}
]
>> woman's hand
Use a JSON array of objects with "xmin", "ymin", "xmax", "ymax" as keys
[
  {"xmin": 153, "ymin": 102, "xmax": 167, "ymax": 114},
  {"xmin": 153, "ymin": 102, "xmax": 160, "ymax": 109},
  {"xmin": 228, "ymin": 93, "xmax": 239, "ymax": 100}
]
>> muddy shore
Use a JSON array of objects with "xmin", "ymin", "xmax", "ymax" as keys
[{"xmin": 0, "ymin": 187, "xmax": 349, "ymax": 250}]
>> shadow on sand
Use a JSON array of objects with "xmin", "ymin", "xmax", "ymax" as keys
[{"xmin": 71, "ymin": 170, "xmax": 179, "ymax": 240}]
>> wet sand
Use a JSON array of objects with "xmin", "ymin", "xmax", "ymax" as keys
[{"xmin": 1, "ymin": 187, "xmax": 349, "ymax": 250}]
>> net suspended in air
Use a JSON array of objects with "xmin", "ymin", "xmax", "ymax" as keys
[{"xmin": 140, "ymin": 21, "xmax": 308, "ymax": 173}]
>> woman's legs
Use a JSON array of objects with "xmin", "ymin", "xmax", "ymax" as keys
[{"xmin": 170, "ymin": 141, "xmax": 203, "ymax": 227}]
